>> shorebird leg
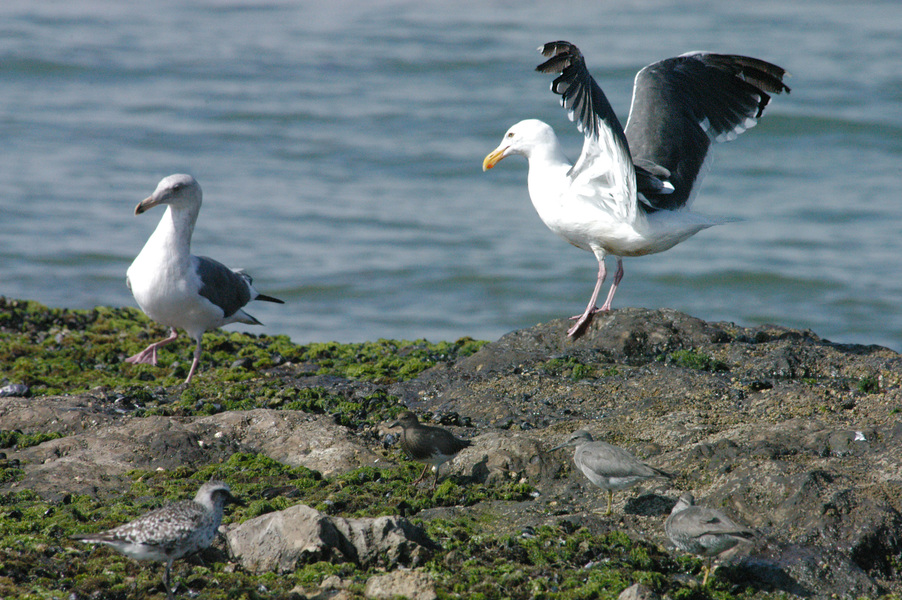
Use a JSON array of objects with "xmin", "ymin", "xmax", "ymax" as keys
[
  {"xmin": 126, "ymin": 328, "xmax": 179, "ymax": 366},
  {"xmin": 164, "ymin": 558, "xmax": 176, "ymax": 600},
  {"xmin": 605, "ymin": 490, "xmax": 614, "ymax": 516},
  {"xmin": 412, "ymin": 463, "xmax": 431, "ymax": 486},
  {"xmin": 599, "ymin": 258, "xmax": 623, "ymax": 312},
  {"xmin": 431, "ymin": 466, "xmax": 441, "ymax": 490},
  {"xmin": 184, "ymin": 338, "xmax": 203, "ymax": 384},
  {"xmin": 701, "ymin": 561, "xmax": 713, "ymax": 586},
  {"xmin": 568, "ymin": 257, "xmax": 607, "ymax": 337}
]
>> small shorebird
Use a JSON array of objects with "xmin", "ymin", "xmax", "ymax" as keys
[
  {"xmin": 72, "ymin": 480, "xmax": 240, "ymax": 599},
  {"xmin": 551, "ymin": 430, "xmax": 671, "ymax": 515},
  {"xmin": 389, "ymin": 411, "xmax": 472, "ymax": 490},
  {"xmin": 665, "ymin": 492, "xmax": 755, "ymax": 585},
  {"xmin": 125, "ymin": 174, "xmax": 284, "ymax": 383}
]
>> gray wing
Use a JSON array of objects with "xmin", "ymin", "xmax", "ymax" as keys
[
  {"xmin": 577, "ymin": 441, "xmax": 667, "ymax": 479},
  {"xmin": 91, "ymin": 501, "xmax": 206, "ymax": 546},
  {"xmin": 625, "ymin": 53, "xmax": 790, "ymax": 212},
  {"xmin": 675, "ymin": 506, "xmax": 753, "ymax": 538},
  {"xmin": 194, "ymin": 256, "xmax": 254, "ymax": 319}
]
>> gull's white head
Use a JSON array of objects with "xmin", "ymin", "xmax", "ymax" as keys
[
  {"xmin": 135, "ymin": 173, "xmax": 202, "ymax": 215},
  {"xmin": 482, "ymin": 119, "xmax": 557, "ymax": 171}
]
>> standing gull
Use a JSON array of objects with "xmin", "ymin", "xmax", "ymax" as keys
[
  {"xmin": 665, "ymin": 492, "xmax": 755, "ymax": 585},
  {"xmin": 72, "ymin": 481, "xmax": 240, "ymax": 600},
  {"xmin": 125, "ymin": 174, "xmax": 284, "ymax": 383},
  {"xmin": 483, "ymin": 41, "xmax": 790, "ymax": 337},
  {"xmin": 389, "ymin": 411, "xmax": 472, "ymax": 490},
  {"xmin": 551, "ymin": 430, "xmax": 671, "ymax": 516}
]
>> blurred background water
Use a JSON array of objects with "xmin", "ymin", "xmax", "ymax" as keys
[{"xmin": 1, "ymin": 0, "xmax": 900, "ymax": 350}]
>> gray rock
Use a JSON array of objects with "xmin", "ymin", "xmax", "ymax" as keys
[
  {"xmin": 364, "ymin": 570, "xmax": 437, "ymax": 600},
  {"xmin": 9, "ymin": 415, "xmax": 210, "ymax": 496},
  {"xmin": 0, "ymin": 383, "xmax": 28, "ymax": 397},
  {"xmin": 226, "ymin": 504, "xmax": 437, "ymax": 573},
  {"xmin": 2, "ymin": 408, "xmax": 382, "ymax": 497},
  {"xmin": 451, "ymin": 431, "xmax": 555, "ymax": 485},
  {"xmin": 192, "ymin": 409, "xmax": 383, "ymax": 476},
  {"xmin": 617, "ymin": 583, "xmax": 659, "ymax": 600},
  {"xmin": 300, "ymin": 575, "xmax": 354, "ymax": 600},
  {"xmin": 399, "ymin": 310, "xmax": 902, "ymax": 596}
]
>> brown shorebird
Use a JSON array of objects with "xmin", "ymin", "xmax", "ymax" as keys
[
  {"xmin": 665, "ymin": 492, "xmax": 755, "ymax": 585},
  {"xmin": 551, "ymin": 430, "xmax": 671, "ymax": 515},
  {"xmin": 72, "ymin": 481, "xmax": 240, "ymax": 599},
  {"xmin": 389, "ymin": 411, "xmax": 471, "ymax": 489}
]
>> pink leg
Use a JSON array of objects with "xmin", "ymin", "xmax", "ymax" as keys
[
  {"xmin": 567, "ymin": 258, "xmax": 606, "ymax": 337},
  {"xmin": 184, "ymin": 338, "xmax": 203, "ymax": 384},
  {"xmin": 125, "ymin": 328, "xmax": 179, "ymax": 366},
  {"xmin": 599, "ymin": 257, "xmax": 624, "ymax": 311}
]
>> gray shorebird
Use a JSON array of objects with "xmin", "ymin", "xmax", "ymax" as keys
[
  {"xmin": 551, "ymin": 430, "xmax": 671, "ymax": 515},
  {"xmin": 126, "ymin": 174, "xmax": 284, "ymax": 384},
  {"xmin": 72, "ymin": 480, "xmax": 239, "ymax": 600},
  {"xmin": 665, "ymin": 492, "xmax": 755, "ymax": 585},
  {"xmin": 389, "ymin": 411, "xmax": 471, "ymax": 489}
]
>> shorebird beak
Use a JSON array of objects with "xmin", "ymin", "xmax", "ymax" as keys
[
  {"xmin": 134, "ymin": 195, "xmax": 161, "ymax": 215},
  {"xmin": 482, "ymin": 146, "xmax": 507, "ymax": 171},
  {"xmin": 550, "ymin": 437, "xmax": 579, "ymax": 452}
]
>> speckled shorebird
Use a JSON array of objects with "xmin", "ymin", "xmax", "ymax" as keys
[
  {"xmin": 72, "ymin": 481, "xmax": 239, "ymax": 600},
  {"xmin": 551, "ymin": 430, "xmax": 671, "ymax": 515},
  {"xmin": 389, "ymin": 411, "xmax": 472, "ymax": 489},
  {"xmin": 126, "ymin": 174, "xmax": 284, "ymax": 384},
  {"xmin": 665, "ymin": 492, "xmax": 755, "ymax": 585}
]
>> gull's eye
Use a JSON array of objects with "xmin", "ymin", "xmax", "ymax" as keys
[{"xmin": 507, "ymin": 132, "xmax": 515, "ymax": 138}]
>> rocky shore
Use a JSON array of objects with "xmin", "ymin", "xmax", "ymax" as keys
[{"xmin": 1, "ymin": 298, "xmax": 901, "ymax": 599}]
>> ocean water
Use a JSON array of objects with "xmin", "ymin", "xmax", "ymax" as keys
[{"xmin": 1, "ymin": 0, "xmax": 900, "ymax": 350}]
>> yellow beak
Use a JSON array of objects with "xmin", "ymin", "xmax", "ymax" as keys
[{"xmin": 482, "ymin": 146, "xmax": 507, "ymax": 171}]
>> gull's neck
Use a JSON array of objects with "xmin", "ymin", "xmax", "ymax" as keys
[
  {"xmin": 524, "ymin": 131, "xmax": 572, "ymax": 174},
  {"xmin": 144, "ymin": 204, "xmax": 199, "ymax": 261},
  {"xmin": 523, "ymin": 134, "xmax": 573, "ymax": 218}
]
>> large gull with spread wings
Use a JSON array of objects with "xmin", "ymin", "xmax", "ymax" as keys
[{"xmin": 484, "ymin": 41, "xmax": 789, "ymax": 337}]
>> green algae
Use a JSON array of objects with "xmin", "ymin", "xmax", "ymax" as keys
[
  {"xmin": 0, "ymin": 450, "xmax": 537, "ymax": 600},
  {"xmin": 0, "ymin": 430, "xmax": 65, "ymax": 450},
  {"xmin": 541, "ymin": 356, "xmax": 595, "ymax": 381},
  {"xmin": 666, "ymin": 349, "xmax": 729, "ymax": 373},
  {"xmin": 0, "ymin": 297, "xmax": 486, "ymax": 397},
  {"xmin": 426, "ymin": 520, "xmax": 694, "ymax": 600},
  {"xmin": 857, "ymin": 375, "xmax": 880, "ymax": 394}
]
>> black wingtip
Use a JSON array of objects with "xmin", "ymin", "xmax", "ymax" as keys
[
  {"xmin": 707, "ymin": 53, "xmax": 792, "ymax": 96},
  {"xmin": 538, "ymin": 40, "xmax": 574, "ymax": 58},
  {"xmin": 535, "ymin": 40, "xmax": 581, "ymax": 74},
  {"xmin": 256, "ymin": 294, "xmax": 285, "ymax": 304}
]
